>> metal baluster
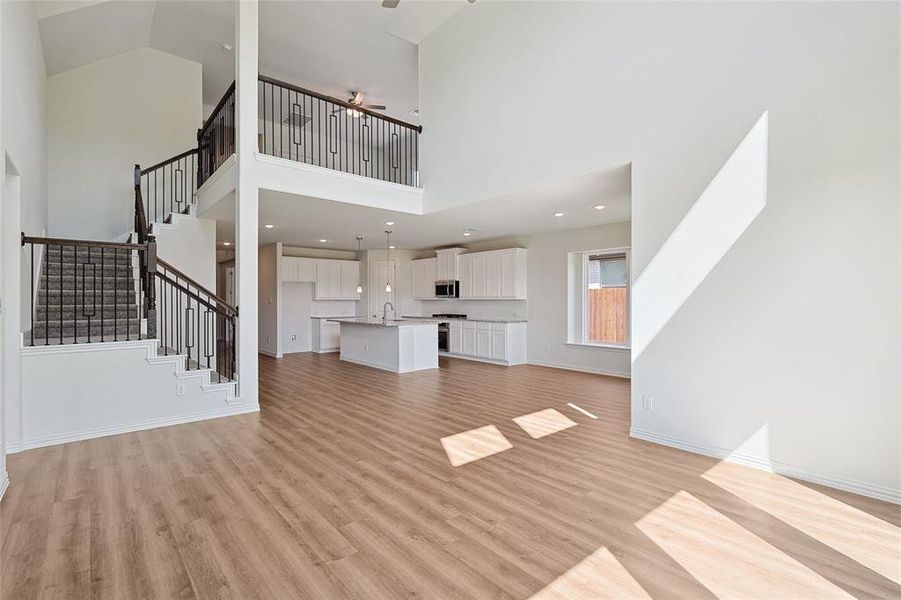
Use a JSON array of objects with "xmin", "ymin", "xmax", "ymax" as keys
[{"xmin": 29, "ymin": 243, "xmax": 34, "ymax": 347}]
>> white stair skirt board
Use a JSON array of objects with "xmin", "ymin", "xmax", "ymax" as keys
[
  {"xmin": 15, "ymin": 339, "xmax": 254, "ymax": 453},
  {"xmin": 0, "ymin": 471, "xmax": 9, "ymax": 502},
  {"xmin": 630, "ymin": 428, "xmax": 901, "ymax": 506}
]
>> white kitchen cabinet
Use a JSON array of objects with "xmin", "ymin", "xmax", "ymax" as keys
[
  {"xmin": 281, "ymin": 257, "xmax": 318, "ymax": 283},
  {"xmin": 449, "ymin": 321, "xmax": 462, "ymax": 354},
  {"xmin": 445, "ymin": 320, "xmax": 527, "ymax": 365},
  {"xmin": 340, "ymin": 261, "xmax": 361, "ymax": 299},
  {"xmin": 411, "ymin": 257, "xmax": 437, "ymax": 299},
  {"xmin": 475, "ymin": 322, "xmax": 491, "ymax": 358},
  {"xmin": 312, "ymin": 319, "xmax": 341, "ymax": 353},
  {"xmin": 490, "ymin": 323, "xmax": 507, "ymax": 361},
  {"xmin": 458, "ymin": 248, "xmax": 527, "ymax": 300},
  {"xmin": 314, "ymin": 260, "xmax": 360, "ymax": 300},
  {"xmin": 471, "ymin": 254, "xmax": 487, "ymax": 298},
  {"xmin": 435, "ymin": 248, "xmax": 462, "ymax": 281},
  {"xmin": 298, "ymin": 258, "xmax": 317, "ymax": 283},
  {"xmin": 281, "ymin": 257, "xmax": 299, "ymax": 282},
  {"xmin": 461, "ymin": 321, "xmax": 476, "ymax": 356}
]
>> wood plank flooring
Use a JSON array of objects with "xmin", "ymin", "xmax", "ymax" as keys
[{"xmin": 1, "ymin": 353, "xmax": 899, "ymax": 599}]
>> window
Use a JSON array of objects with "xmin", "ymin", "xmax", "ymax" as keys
[
  {"xmin": 567, "ymin": 247, "xmax": 630, "ymax": 349},
  {"xmin": 587, "ymin": 252, "xmax": 628, "ymax": 345}
]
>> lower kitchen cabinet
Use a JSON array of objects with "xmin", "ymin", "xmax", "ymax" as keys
[
  {"xmin": 312, "ymin": 319, "xmax": 341, "ymax": 353},
  {"xmin": 445, "ymin": 321, "xmax": 526, "ymax": 365}
]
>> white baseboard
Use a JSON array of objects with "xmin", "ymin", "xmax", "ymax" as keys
[
  {"xmin": 630, "ymin": 427, "xmax": 900, "ymax": 505},
  {"xmin": 9, "ymin": 404, "xmax": 260, "ymax": 454},
  {"xmin": 527, "ymin": 359, "xmax": 631, "ymax": 379},
  {"xmin": 0, "ymin": 471, "xmax": 8, "ymax": 502}
]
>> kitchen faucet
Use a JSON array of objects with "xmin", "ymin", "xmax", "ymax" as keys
[{"xmin": 382, "ymin": 301, "xmax": 394, "ymax": 324}]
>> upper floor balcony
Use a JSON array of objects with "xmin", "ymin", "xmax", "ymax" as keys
[{"xmin": 197, "ymin": 76, "xmax": 421, "ymax": 191}]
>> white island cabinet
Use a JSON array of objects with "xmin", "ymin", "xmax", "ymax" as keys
[{"xmin": 329, "ymin": 318, "xmax": 438, "ymax": 373}]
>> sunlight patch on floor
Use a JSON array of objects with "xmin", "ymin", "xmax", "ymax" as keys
[
  {"xmin": 567, "ymin": 402, "xmax": 599, "ymax": 419},
  {"xmin": 530, "ymin": 546, "xmax": 651, "ymax": 599},
  {"xmin": 636, "ymin": 490, "xmax": 853, "ymax": 599},
  {"xmin": 703, "ymin": 461, "xmax": 901, "ymax": 586},
  {"xmin": 440, "ymin": 424, "xmax": 513, "ymax": 467},
  {"xmin": 513, "ymin": 408, "xmax": 578, "ymax": 439}
]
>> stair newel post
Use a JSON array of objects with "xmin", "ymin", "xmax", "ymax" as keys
[
  {"xmin": 146, "ymin": 235, "xmax": 157, "ymax": 339},
  {"xmin": 196, "ymin": 128, "xmax": 203, "ymax": 189}
]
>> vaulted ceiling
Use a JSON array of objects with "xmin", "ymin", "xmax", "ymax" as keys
[{"xmin": 37, "ymin": 0, "xmax": 465, "ymax": 121}]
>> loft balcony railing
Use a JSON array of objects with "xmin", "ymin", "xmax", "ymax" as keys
[
  {"xmin": 258, "ymin": 76, "xmax": 421, "ymax": 187},
  {"xmin": 137, "ymin": 76, "xmax": 422, "ymax": 231}
]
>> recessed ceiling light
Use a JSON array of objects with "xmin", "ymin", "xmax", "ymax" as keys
[
  {"xmin": 553, "ymin": 212, "xmax": 565, "ymax": 217},
  {"xmin": 319, "ymin": 239, "xmax": 328, "ymax": 243},
  {"xmin": 594, "ymin": 205, "xmax": 606, "ymax": 210},
  {"xmin": 221, "ymin": 42, "xmax": 233, "ymax": 52},
  {"xmin": 222, "ymin": 242, "xmax": 231, "ymax": 246},
  {"xmin": 385, "ymin": 221, "xmax": 395, "ymax": 226},
  {"xmin": 409, "ymin": 107, "xmax": 420, "ymax": 117},
  {"xmin": 462, "ymin": 231, "xmax": 472, "ymax": 237},
  {"xmin": 389, "ymin": 245, "xmax": 396, "ymax": 249},
  {"xmin": 264, "ymin": 224, "xmax": 275, "ymax": 229}
]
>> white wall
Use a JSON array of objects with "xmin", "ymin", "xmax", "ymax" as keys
[
  {"xmin": 154, "ymin": 214, "xmax": 217, "ymax": 289},
  {"xmin": 421, "ymin": 3, "xmax": 899, "ymax": 500},
  {"xmin": 258, "ymin": 242, "xmax": 280, "ymax": 356},
  {"xmin": 47, "ymin": 47, "xmax": 202, "ymax": 241},
  {"xmin": 19, "ymin": 341, "xmax": 249, "ymax": 451},
  {"xmin": 1, "ymin": 0, "xmax": 48, "ymax": 467}
]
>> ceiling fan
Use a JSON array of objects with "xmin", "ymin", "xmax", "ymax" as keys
[
  {"xmin": 333, "ymin": 90, "xmax": 386, "ymax": 118},
  {"xmin": 382, "ymin": 0, "xmax": 475, "ymax": 8}
]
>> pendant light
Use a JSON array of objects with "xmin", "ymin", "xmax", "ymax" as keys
[
  {"xmin": 384, "ymin": 230, "xmax": 393, "ymax": 293},
  {"xmin": 354, "ymin": 236, "xmax": 364, "ymax": 294}
]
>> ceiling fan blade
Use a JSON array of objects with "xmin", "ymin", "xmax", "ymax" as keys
[
  {"xmin": 363, "ymin": 104, "xmax": 387, "ymax": 111},
  {"xmin": 382, "ymin": 0, "xmax": 399, "ymax": 8}
]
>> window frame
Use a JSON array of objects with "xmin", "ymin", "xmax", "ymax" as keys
[{"xmin": 581, "ymin": 247, "xmax": 631, "ymax": 350}]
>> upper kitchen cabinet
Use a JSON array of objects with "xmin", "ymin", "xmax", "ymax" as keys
[
  {"xmin": 316, "ymin": 260, "xmax": 361, "ymax": 300},
  {"xmin": 435, "ymin": 248, "xmax": 463, "ymax": 281},
  {"xmin": 282, "ymin": 256, "xmax": 360, "ymax": 300},
  {"xmin": 281, "ymin": 257, "xmax": 317, "ymax": 283},
  {"xmin": 459, "ymin": 248, "xmax": 528, "ymax": 300},
  {"xmin": 411, "ymin": 257, "xmax": 437, "ymax": 299}
]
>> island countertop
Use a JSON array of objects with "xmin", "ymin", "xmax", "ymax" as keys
[{"xmin": 327, "ymin": 318, "xmax": 438, "ymax": 328}]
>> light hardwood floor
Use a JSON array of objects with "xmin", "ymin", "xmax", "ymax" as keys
[{"xmin": 1, "ymin": 353, "xmax": 899, "ymax": 599}]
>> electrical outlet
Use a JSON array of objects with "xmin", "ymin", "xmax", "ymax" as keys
[
  {"xmin": 267, "ymin": 336, "xmax": 271, "ymax": 344},
  {"xmin": 642, "ymin": 395, "xmax": 654, "ymax": 410},
  {"xmin": 176, "ymin": 384, "xmax": 185, "ymax": 397},
  {"xmin": 545, "ymin": 344, "xmax": 550, "ymax": 352}
]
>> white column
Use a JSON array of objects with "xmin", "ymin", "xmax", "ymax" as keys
[{"xmin": 235, "ymin": 0, "xmax": 259, "ymax": 404}]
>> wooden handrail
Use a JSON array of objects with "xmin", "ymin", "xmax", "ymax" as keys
[
  {"xmin": 258, "ymin": 75, "xmax": 423, "ymax": 132},
  {"xmin": 155, "ymin": 271, "xmax": 236, "ymax": 317},
  {"xmin": 157, "ymin": 258, "xmax": 237, "ymax": 315},
  {"xmin": 21, "ymin": 233, "xmax": 146, "ymax": 251},
  {"xmin": 199, "ymin": 81, "xmax": 236, "ymax": 138},
  {"xmin": 141, "ymin": 148, "xmax": 198, "ymax": 175}
]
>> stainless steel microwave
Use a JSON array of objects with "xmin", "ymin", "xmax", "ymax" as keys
[{"xmin": 435, "ymin": 280, "xmax": 459, "ymax": 298}]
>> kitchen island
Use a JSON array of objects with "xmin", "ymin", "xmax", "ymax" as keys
[{"xmin": 328, "ymin": 318, "xmax": 439, "ymax": 373}]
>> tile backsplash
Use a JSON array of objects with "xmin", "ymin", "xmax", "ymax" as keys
[
  {"xmin": 406, "ymin": 299, "xmax": 528, "ymax": 320},
  {"xmin": 309, "ymin": 301, "xmax": 360, "ymax": 317}
]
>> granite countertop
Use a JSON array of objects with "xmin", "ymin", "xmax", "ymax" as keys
[
  {"xmin": 400, "ymin": 315, "xmax": 528, "ymax": 324},
  {"xmin": 327, "ymin": 318, "xmax": 438, "ymax": 328}
]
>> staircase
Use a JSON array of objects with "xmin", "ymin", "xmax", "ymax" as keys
[{"xmin": 30, "ymin": 244, "xmax": 143, "ymax": 345}]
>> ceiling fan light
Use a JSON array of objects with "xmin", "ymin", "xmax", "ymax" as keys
[{"xmin": 346, "ymin": 108, "xmax": 362, "ymax": 118}]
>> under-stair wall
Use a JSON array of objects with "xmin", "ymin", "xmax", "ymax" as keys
[{"xmin": 17, "ymin": 339, "xmax": 249, "ymax": 451}]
